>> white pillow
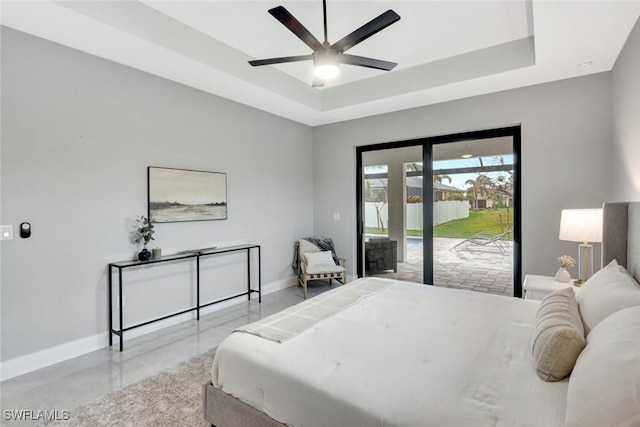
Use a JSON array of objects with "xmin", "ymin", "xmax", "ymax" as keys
[
  {"xmin": 576, "ymin": 259, "xmax": 640, "ymax": 334},
  {"xmin": 304, "ymin": 251, "xmax": 335, "ymax": 267},
  {"xmin": 531, "ymin": 287, "xmax": 585, "ymax": 382},
  {"xmin": 564, "ymin": 306, "xmax": 640, "ymax": 427}
]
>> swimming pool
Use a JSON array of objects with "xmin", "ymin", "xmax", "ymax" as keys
[{"xmin": 365, "ymin": 235, "xmax": 423, "ymax": 247}]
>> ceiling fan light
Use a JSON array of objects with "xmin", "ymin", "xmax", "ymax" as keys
[
  {"xmin": 314, "ymin": 64, "xmax": 340, "ymax": 80},
  {"xmin": 313, "ymin": 48, "xmax": 340, "ymax": 80}
]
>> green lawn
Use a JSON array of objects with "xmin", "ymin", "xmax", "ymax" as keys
[
  {"xmin": 366, "ymin": 208, "xmax": 513, "ymax": 239},
  {"xmin": 433, "ymin": 208, "xmax": 513, "ymax": 238}
]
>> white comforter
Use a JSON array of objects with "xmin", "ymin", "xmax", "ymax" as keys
[{"xmin": 212, "ymin": 279, "xmax": 568, "ymax": 427}]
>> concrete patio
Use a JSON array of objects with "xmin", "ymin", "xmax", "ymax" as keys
[{"xmin": 370, "ymin": 237, "xmax": 514, "ymax": 297}]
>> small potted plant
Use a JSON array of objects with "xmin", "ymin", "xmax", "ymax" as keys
[
  {"xmin": 556, "ymin": 254, "xmax": 576, "ymax": 282},
  {"xmin": 134, "ymin": 215, "xmax": 155, "ymax": 261}
]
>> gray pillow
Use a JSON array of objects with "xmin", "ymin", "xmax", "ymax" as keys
[{"xmin": 531, "ymin": 287, "xmax": 585, "ymax": 382}]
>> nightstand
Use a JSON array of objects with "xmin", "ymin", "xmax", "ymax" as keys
[{"xmin": 523, "ymin": 274, "xmax": 578, "ymax": 301}]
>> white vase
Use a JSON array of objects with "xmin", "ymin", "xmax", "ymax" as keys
[{"xmin": 555, "ymin": 267, "xmax": 571, "ymax": 283}]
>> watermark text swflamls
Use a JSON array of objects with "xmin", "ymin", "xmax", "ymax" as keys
[{"xmin": 3, "ymin": 409, "xmax": 70, "ymax": 421}]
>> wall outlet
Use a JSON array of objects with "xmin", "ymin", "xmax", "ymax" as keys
[
  {"xmin": 333, "ymin": 213, "xmax": 340, "ymax": 221},
  {"xmin": 1, "ymin": 225, "xmax": 13, "ymax": 240}
]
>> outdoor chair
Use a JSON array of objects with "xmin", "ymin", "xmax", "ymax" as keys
[
  {"xmin": 365, "ymin": 237, "xmax": 398, "ymax": 274},
  {"xmin": 451, "ymin": 227, "xmax": 513, "ymax": 255},
  {"xmin": 296, "ymin": 239, "xmax": 347, "ymax": 299}
]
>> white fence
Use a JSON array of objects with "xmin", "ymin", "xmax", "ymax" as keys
[{"xmin": 365, "ymin": 201, "xmax": 469, "ymax": 230}]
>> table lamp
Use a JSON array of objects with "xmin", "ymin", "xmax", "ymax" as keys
[{"xmin": 559, "ymin": 208, "xmax": 603, "ymax": 285}]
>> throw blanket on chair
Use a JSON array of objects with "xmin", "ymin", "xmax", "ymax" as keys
[{"xmin": 292, "ymin": 236, "xmax": 339, "ymax": 272}]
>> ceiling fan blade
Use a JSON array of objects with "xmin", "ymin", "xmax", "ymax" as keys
[
  {"xmin": 312, "ymin": 77, "xmax": 325, "ymax": 88},
  {"xmin": 249, "ymin": 54, "xmax": 313, "ymax": 67},
  {"xmin": 331, "ymin": 10, "xmax": 400, "ymax": 53},
  {"xmin": 341, "ymin": 54, "xmax": 397, "ymax": 71},
  {"xmin": 269, "ymin": 6, "xmax": 324, "ymax": 52}
]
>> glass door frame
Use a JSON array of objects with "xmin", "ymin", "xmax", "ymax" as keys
[{"xmin": 356, "ymin": 125, "xmax": 522, "ymax": 297}]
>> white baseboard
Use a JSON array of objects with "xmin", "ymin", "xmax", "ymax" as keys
[
  {"xmin": 0, "ymin": 278, "xmax": 296, "ymax": 382},
  {"xmin": 0, "ymin": 333, "xmax": 109, "ymax": 382},
  {"xmin": 261, "ymin": 277, "xmax": 298, "ymax": 294}
]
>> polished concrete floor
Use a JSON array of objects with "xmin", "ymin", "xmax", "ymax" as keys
[{"xmin": 0, "ymin": 282, "xmax": 335, "ymax": 427}]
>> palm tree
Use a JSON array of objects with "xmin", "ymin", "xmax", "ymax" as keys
[
  {"xmin": 465, "ymin": 178, "xmax": 480, "ymax": 211},
  {"xmin": 433, "ymin": 174, "xmax": 452, "ymax": 184}
]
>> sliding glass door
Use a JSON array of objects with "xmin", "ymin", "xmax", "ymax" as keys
[
  {"xmin": 356, "ymin": 126, "xmax": 522, "ymax": 297},
  {"xmin": 432, "ymin": 137, "xmax": 515, "ymax": 296},
  {"xmin": 361, "ymin": 146, "xmax": 424, "ymax": 284}
]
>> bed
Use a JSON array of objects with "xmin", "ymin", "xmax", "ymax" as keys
[{"xmin": 204, "ymin": 202, "xmax": 640, "ymax": 427}]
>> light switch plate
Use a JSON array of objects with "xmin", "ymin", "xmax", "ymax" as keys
[
  {"xmin": 1, "ymin": 225, "xmax": 13, "ymax": 240},
  {"xmin": 333, "ymin": 213, "xmax": 340, "ymax": 221}
]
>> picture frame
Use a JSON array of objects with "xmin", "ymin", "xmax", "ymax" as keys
[{"xmin": 148, "ymin": 166, "xmax": 227, "ymax": 223}]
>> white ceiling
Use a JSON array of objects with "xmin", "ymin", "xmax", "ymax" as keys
[{"xmin": 2, "ymin": 1, "xmax": 639, "ymax": 126}]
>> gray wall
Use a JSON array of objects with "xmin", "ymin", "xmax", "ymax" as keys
[
  {"xmin": 0, "ymin": 28, "xmax": 314, "ymax": 362},
  {"xmin": 611, "ymin": 18, "xmax": 640, "ymax": 200},
  {"xmin": 313, "ymin": 73, "xmax": 612, "ymax": 281},
  {"xmin": 3, "ymin": 18, "xmax": 635, "ymax": 366}
]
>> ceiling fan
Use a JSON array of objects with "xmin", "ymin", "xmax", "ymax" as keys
[{"xmin": 248, "ymin": 0, "xmax": 401, "ymax": 87}]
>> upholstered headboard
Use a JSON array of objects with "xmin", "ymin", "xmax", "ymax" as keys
[{"xmin": 602, "ymin": 202, "xmax": 640, "ymax": 282}]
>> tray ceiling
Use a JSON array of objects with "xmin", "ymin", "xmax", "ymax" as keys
[{"xmin": 2, "ymin": 1, "xmax": 638, "ymax": 126}]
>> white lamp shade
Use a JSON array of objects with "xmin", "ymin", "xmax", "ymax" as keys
[{"xmin": 559, "ymin": 208, "xmax": 603, "ymax": 243}]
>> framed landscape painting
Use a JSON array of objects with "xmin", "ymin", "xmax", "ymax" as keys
[{"xmin": 148, "ymin": 167, "xmax": 227, "ymax": 223}]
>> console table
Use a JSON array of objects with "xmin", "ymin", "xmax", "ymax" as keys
[{"xmin": 108, "ymin": 244, "xmax": 261, "ymax": 351}]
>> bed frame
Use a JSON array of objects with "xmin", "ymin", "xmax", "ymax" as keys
[
  {"xmin": 203, "ymin": 201, "xmax": 640, "ymax": 427},
  {"xmin": 602, "ymin": 202, "xmax": 640, "ymax": 282},
  {"xmin": 203, "ymin": 383, "xmax": 285, "ymax": 427}
]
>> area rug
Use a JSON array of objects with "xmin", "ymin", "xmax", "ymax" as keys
[{"xmin": 47, "ymin": 349, "xmax": 215, "ymax": 427}]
